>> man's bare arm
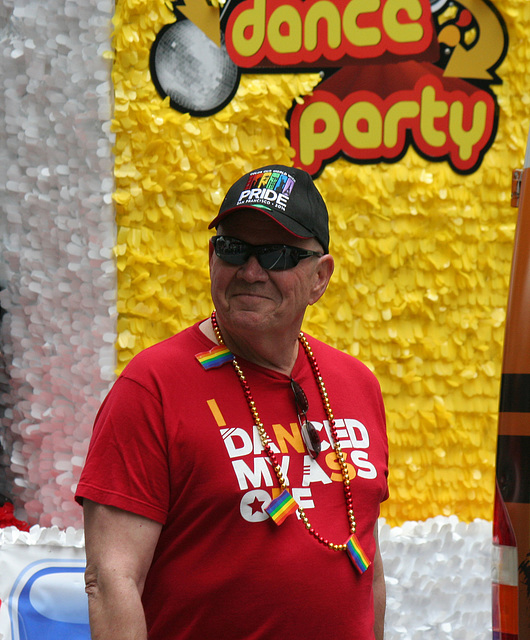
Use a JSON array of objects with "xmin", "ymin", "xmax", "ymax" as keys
[
  {"xmin": 373, "ymin": 521, "xmax": 386, "ymax": 640},
  {"xmin": 83, "ymin": 499, "xmax": 163, "ymax": 640}
]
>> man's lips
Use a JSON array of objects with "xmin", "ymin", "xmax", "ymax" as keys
[
  {"xmin": 233, "ymin": 292, "xmax": 267, "ymax": 299},
  {"xmin": 230, "ymin": 290, "xmax": 272, "ymax": 302}
]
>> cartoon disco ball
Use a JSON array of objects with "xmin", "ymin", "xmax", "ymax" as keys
[
  {"xmin": 151, "ymin": 19, "xmax": 240, "ymax": 116},
  {"xmin": 430, "ymin": 0, "xmax": 451, "ymax": 12}
]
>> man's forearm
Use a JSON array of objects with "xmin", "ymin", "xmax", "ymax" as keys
[
  {"xmin": 373, "ymin": 574, "xmax": 386, "ymax": 640},
  {"xmin": 86, "ymin": 574, "xmax": 148, "ymax": 640},
  {"xmin": 82, "ymin": 501, "xmax": 162, "ymax": 640},
  {"xmin": 373, "ymin": 522, "xmax": 386, "ymax": 640}
]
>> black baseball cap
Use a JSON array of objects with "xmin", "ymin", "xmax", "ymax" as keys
[{"xmin": 209, "ymin": 165, "xmax": 330, "ymax": 253}]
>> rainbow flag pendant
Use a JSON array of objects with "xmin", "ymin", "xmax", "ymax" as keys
[
  {"xmin": 195, "ymin": 345, "xmax": 233, "ymax": 370},
  {"xmin": 345, "ymin": 533, "xmax": 371, "ymax": 574},
  {"xmin": 265, "ymin": 489, "xmax": 298, "ymax": 525}
]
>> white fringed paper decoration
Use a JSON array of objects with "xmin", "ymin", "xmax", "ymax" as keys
[
  {"xmin": 0, "ymin": 518, "xmax": 493, "ymax": 639},
  {"xmin": 0, "ymin": 0, "xmax": 117, "ymax": 528},
  {"xmin": 381, "ymin": 517, "xmax": 493, "ymax": 639}
]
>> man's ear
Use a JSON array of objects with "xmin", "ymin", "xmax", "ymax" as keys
[{"xmin": 309, "ymin": 254, "xmax": 334, "ymax": 305}]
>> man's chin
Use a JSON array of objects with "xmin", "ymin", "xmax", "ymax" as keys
[
  {"xmin": 222, "ymin": 306, "xmax": 273, "ymax": 329},
  {"xmin": 231, "ymin": 307, "xmax": 270, "ymax": 322}
]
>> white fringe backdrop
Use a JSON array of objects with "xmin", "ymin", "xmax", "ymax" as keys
[{"xmin": 0, "ymin": 0, "xmax": 116, "ymax": 527}]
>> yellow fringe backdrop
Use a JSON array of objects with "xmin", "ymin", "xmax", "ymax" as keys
[{"xmin": 111, "ymin": 0, "xmax": 530, "ymax": 527}]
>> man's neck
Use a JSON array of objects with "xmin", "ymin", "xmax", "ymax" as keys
[{"xmin": 199, "ymin": 317, "xmax": 300, "ymax": 377}]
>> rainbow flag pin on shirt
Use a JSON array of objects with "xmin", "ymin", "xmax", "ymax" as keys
[
  {"xmin": 265, "ymin": 490, "xmax": 298, "ymax": 525},
  {"xmin": 345, "ymin": 533, "xmax": 371, "ymax": 574},
  {"xmin": 195, "ymin": 345, "xmax": 233, "ymax": 370}
]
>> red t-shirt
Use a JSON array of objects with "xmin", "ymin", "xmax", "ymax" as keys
[{"xmin": 76, "ymin": 322, "xmax": 388, "ymax": 639}]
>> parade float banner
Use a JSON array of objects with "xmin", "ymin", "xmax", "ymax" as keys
[{"xmin": 150, "ymin": 0, "xmax": 508, "ymax": 176}]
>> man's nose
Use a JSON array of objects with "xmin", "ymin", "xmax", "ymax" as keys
[{"xmin": 236, "ymin": 255, "xmax": 269, "ymax": 281}]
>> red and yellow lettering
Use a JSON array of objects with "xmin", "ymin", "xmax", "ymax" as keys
[
  {"xmin": 325, "ymin": 450, "xmax": 356, "ymax": 482},
  {"xmin": 226, "ymin": 0, "xmax": 433, "ymax": 67},
  {"xmin": 272, "ymin": 422, "xmax": 305, "ymax": 453},
  {"xmin": 291, "ymin": 75, "xmax": 495, "ymax": 175}
]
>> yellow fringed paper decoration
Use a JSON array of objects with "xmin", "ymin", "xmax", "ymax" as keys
[{"xmin": 111, "ymin": 0, "xmax": 530, "ymax": 527}]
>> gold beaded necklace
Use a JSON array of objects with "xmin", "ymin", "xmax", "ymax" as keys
[{"xmin": 210, "ymin": 310, "xmax": 371, "ymax": 573}]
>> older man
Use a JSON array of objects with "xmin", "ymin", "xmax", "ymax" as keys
[{"xmin": 76, "ymin": 164, "xmax": 389, "ymax": 640}]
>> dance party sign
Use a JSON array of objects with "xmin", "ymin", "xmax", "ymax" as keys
[{"xmin": 150, "ymin": 0, "xmax": 508, "ymax": 176}]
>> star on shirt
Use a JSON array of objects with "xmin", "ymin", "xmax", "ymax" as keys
[{"xmin": 248, "ymin": 496, "xmax": 265, "ymax": 515}]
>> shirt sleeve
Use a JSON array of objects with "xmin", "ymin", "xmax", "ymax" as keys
[{"xmin": 75, "ymin": 375, "xmax": 170, "ymax": 524}]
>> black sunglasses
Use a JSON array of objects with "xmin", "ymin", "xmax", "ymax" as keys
[
  {"xmin": 211, "ymin": 235, "xmax": 323, "ymax": 271},
  {"xmin": 291, "ymin": 379, "xmax": 321, "ymax": 459}
]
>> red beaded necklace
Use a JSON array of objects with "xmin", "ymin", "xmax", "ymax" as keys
[{"xmin": 210, "ymin": 311, "xmax": 370, "ymax": 572}]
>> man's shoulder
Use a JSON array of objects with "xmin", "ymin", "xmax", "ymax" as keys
[{"xmin": 119, "ymin": 322, "xmax": 208, "ymax": 380}]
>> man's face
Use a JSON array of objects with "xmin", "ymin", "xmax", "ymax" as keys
[{"xmin": 209, "ymin": 210, "xmax": 333, "ymax": 339}]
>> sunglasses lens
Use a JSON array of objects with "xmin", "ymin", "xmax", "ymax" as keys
[
  {"xmin": 291, "ymin": 379, "xmax": 321, "ymax": 459},
  {"xmin": 301, "ymin": 420, "xmax": 322, "ymax": 459},
  {"xmin": 290, "ymin": 379, "xmax": 309, "ymax": 413},
  {"xmin": 258, "ymin": 247, "xmax": 297, "ymax": 271},
  {"xmin": 213, "ymin": 237, "xmax": 248, "ymax": 265}
]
